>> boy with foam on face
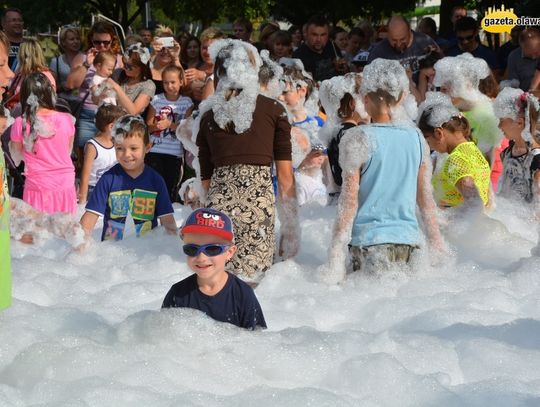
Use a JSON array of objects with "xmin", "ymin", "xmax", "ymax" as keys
[
  {"xmin": 80, "ymin": 115, "xmax": 177, "ymax": 241},
  {"xmin": 162, "ymin": 208, "xmax": 267, "ymax": 330}
]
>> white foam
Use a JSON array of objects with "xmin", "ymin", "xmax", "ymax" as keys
[{"xmin": 3, "ymin": 152, "xmax": 540, "ymax": 406}]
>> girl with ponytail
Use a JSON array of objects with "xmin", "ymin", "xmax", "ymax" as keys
[{"xmin": 9, "ymin": 72, "xmax": 77, "ymax": 214}]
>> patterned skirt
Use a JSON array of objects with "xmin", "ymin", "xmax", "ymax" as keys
[{"xmin": 207, "ymin": 164, "xmax": 275, "ymax": 282}]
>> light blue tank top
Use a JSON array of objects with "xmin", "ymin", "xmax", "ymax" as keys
[{"xmin": 350, "ymin": 124, "xmax": 423, "ymax": 247}]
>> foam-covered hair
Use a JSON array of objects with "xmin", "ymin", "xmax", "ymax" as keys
[
  {"xmin": 207, "ymin": 39, "xmax": 263, "ymax": 133},
  {"xmin": 209, "ymin": 38, "xmax": 262, "ymax": 89},
  {"xmin": 417, "ymin": 91, "xmax": 460, "ymax": 128},
  {"xmin": 493, "ymin": 87, "xmax": 526, "ymax": 121},
  {"xmin": 112, "ymin": 114, "xmax": 146, "ymax": 143},
  {"xmin": 493, "ymin": 87, "xmax": 540, "ymax": 142},
  {"xmin": 360, "ymin": 59, "xmax": 409, "ymax": 101},
  {"xmin": 125, "ymin": 42, "xmax": 151, "ymax": 65},
  {"xmin": 319, "ymin": 75, "xmax": 357, "ymax": 122},
  {"xmin": 259, "ymin": 49, "xmax": 284, "ymax": 99},
  {"xmin": 433, "ymin": 53, "xmax": 490, "ymax": 99}
]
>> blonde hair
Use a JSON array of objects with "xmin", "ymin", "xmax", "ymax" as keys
[
  {"xmin": 0, "ymin": 31, "xmax": 8, "ymax": 51},
  {"xmin": 200, "ymin": 27, "xmax": 225, "ymax": 43},
  {"xmin": 155, "ymin": 25, "xmax": 174, "ymax": 38},
  {"xmin": 18, "ymin": 39, "xmax": 49, "ymax": 76},
  {"xmin": 58, "ymin": 27, "xmax": 81, "ymax": 53}
]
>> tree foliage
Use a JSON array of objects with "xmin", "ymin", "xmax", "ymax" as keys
[{"xmin": 270, "ymin": 0, "xmax": 418, "ymax": 26}]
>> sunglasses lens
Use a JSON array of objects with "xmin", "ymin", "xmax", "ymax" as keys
[
  {"xmin": 183, "ymin": 244, "xmax": 199, "ymax": 257},
  {"xmin": 182, "ymin": 244, "xmax": 227, "ymax": 257},
  {"xmin": 204, "ymin": 245, "xmax": 225, "ymax": 256}
]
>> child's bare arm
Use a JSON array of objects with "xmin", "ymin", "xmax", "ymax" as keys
[
  {"xmin": 416, "ymin": 161, "xmax": 446, "ymax": 254},
  {"xmin": 275, "ymin": 159, "xmax": 300, "ymax": 259},
  {"xmin": 159, "ymin": 214, "xmax": 178, "ymax": 235},
  {"xmin": 145, "ymin": 105, "xmax": 159, "ymax": 133},
  {"xmin": 78, "ymin": 143, "xmax": 97, "ymax": 203},
  {"xmin": 79, "ymin": 211, "xmax": 99, "ymax": 238}
]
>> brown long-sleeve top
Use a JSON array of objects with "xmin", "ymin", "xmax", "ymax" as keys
[{"xmin": 197, "ymin": 95, "xmax": 292, "ymax": 180}]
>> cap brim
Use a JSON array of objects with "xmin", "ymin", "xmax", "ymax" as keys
[{"xmin": 181, "ymin": 225, "xmax": 234, "ymax": 241}]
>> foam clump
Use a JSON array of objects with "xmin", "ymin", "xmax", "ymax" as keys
[
  {"xmin": 433, "ymin": 53, "xmax": 490, "ymax": 101},
  {"xmin": 417, "ymin": 91, "xmax": 460, "ymax": 128},
  {"xmin": 208, "ymin": 39, "xmax": 262, "ymax": 134},
  {"xmin": 360, "ymin": 58, "xmax": 409, "ymax": 101}
]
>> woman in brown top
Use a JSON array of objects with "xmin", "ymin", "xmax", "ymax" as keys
[{"xmin": 197, "ymin": 39, "xmax": 299, "ymax": 284}]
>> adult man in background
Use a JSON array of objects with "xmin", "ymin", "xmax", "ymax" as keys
[
  {"xmin": 1, "ymin": 8, "xmax": 23, "ymax": 71},
  {"xmin": 367, "ymin": 15, "xmax": 437, "ymax": 77},
  {"xmin": 446, "ymin": 16, "xmax": 500, "ymax": 76},
  {"xmin": 293, "ymin": 15, "xmax": 344, "ymax": 82},
  {"xmin": 507, "ymin": 28, "xmax": 540, "ymax": 91},
  {"xmin": 233, "ymin": 18, "xmax": 253, "ymax": 43}
]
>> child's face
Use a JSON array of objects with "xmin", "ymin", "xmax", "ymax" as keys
[
  {"xmin": 114, "ymin": 135, "xmax": 150, "ymax": 176},
  {"xmin": 183, "ymin": 233, "xmax": 236, "ymax": 281},
  {"xmin": 498, "ymin": 117, "xmax": 524, "ymax": 141},
  {"xmin": 279, "ymin": 83, "xmax": 306, "ymax": 110},
  {"xmin": 272, "ymin": 42, "xmax": 291, "ymax": 59},
  {"xmin": 96, "ymin": 58, "xmax": 115, "ymax": 78},
  {"xmin": 162, "ymin": 71, "xmax": 182, "ymax": 97}
]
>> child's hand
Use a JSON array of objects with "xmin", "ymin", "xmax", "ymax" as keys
[{"xmin": 156, "ymin": 118, "xmax": 172, "ymax": 130}]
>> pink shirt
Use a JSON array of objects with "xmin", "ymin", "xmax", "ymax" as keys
[{"xmin": 11, "ymin": 111, "xmax": 75, "ymax": 191}]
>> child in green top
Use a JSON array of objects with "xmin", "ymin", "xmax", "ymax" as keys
[{"xmin": 417, "ymin": 93, "xmax": 491, "ymax": 210}]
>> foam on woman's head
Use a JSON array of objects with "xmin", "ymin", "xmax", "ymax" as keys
[
  {"xmin": 433, "ymin": 53, "xmax": 490, "ymax": 101},
  {"xmin": 207, "ymin": 39, "xmax": 263, "ymax": 133},
  {"xmin": 360, "ymin": 59, "xmax": 408, "ymax": 101},
  {"xmin": 210, "ymin": 39, "xmax": 262, "ymax": 90}
]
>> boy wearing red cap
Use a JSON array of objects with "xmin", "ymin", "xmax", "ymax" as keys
[{"xmin": 162, "ymin": 208, "xmax": 267, "ymax": 330}]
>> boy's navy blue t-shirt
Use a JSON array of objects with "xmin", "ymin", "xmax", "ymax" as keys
[
  {"xmin": 86, "ymin": 164, "xmax": 174, "ymax": 241},
  {"xmin": 162, "ymin": 272, "xmax": 267, "ymax": 330}
]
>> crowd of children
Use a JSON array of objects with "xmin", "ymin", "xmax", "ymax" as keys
[{"xmin": 2, "ymin": 17, "xmax": 540, "ymax": 331}]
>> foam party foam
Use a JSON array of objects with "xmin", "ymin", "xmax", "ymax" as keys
[
  {"xmin": 433, "ymin": 53, "xmax": 490, "ymax": 104},
  {"xmin": 2, "ymin": 199, "xmax": 540, "ymax": 406},
  {"xmin": 417, "ymin": 91, "xmax": 461, "ymax": 129}
]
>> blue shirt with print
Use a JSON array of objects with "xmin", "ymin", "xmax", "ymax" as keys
[{"xmin": 86, "ymin": 164, "xmax": 174, "ymax": 241}]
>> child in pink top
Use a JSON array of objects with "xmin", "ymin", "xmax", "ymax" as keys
[{"xmin": 10, "ymin": 72, "xmax": 77, "ymax": 214}]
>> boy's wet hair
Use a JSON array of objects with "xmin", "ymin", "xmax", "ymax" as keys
[
  {"xmin": 282, "ymin": 65, "xmax": 315, "ymax": 100},
  {"xmin": 95, "ymin": 104, "xmax": 127, "ymax": 132},
  {"xmin": 112, "ymin": 115, "xmax": 150, "ymax": 145}
]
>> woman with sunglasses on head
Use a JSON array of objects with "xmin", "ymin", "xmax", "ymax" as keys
[
  {"xmin": 66, "ymin": 22, "xmax": 124, "ymax": 155},
  {"xmin": 102, "ymin": 43, "xmax": 155, "ymax": 115}
]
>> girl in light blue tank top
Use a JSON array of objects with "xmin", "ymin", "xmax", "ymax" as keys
[{"xmin": 321, "ymin": 59, "xmax": 445, "ymax": 283}]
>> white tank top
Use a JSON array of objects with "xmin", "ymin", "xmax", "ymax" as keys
[{"xmin": 86, "ymin": 138, "xmax": 117, "ymax": 186}]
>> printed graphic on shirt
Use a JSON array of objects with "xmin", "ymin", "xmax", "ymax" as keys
[
  {"xmin": 104, "ymin": 189, "xmax": 157, "ymax": 240},
  {"xmin": 131, "ymin": 189, "xmax": 157, "ymax": 221},
  {"xmin": 108, "ymin": 190, "xmax": 131, "ymax": 219},
  {"xmin": 152, "ymin": 105, "xmax": 178, "ymax": 141}
]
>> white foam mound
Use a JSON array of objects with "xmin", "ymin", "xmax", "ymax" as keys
[{"xmin": 2, "ymin": 201, "xmax": 540, "ymax": 406}]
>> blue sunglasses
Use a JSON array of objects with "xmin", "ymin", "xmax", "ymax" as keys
[{"xmin": 183, "ymin": 243, "xmax": 230, "ymax": 257}]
